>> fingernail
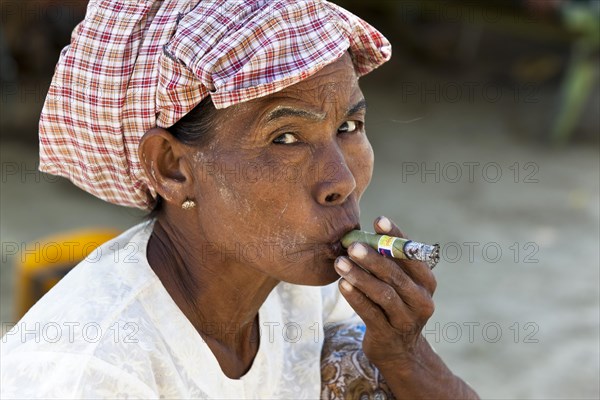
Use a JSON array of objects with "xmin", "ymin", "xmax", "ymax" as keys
[
  {"xmin": 349, "ymin": 242, "xmax": 367, "ymax": 259},
  {"xmin": 335, "ymin": 257, "xmax": 351, "ymax": 273},
  {"xmin": 377, "ymin": 216, "xmax": 392, "ymax": 232},
  {"xmin": 340, "ymin": 279, "xmax": 353, "ymax": 291}
]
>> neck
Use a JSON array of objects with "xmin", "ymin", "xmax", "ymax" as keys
[{"xmin": 146, "ymin": 217, "xmax": 279, "ymax": 377}]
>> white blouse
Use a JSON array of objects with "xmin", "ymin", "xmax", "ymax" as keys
[{"xmin": 1, "ymin": 220, "xmax": 363, "ymax": 399}]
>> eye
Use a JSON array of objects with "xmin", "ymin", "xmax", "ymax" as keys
[
  {"xmin": 273, "ymin": 132, "xmax": 300, "ymax": 145},
  {"xmin": 338, "ymin": 121, "xmax": 360, "ymax": 134}
]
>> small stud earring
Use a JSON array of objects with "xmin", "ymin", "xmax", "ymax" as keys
[{"xmin": 181, "ymin": 199, "xmax": 196, "ymax": 210}]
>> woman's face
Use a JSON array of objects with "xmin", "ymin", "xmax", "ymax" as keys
[{"xmin": 190, "ymin": 53, "xmax": 373, "ymax": 285}]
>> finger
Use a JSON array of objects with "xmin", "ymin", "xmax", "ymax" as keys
[
  {"xmin": 335, "ymin": 256, "xmax": 412, "ymax": 325},
  {"xmin": 338, "ymin": 278, "xmax": 389, "ymax": 330},
  {"xmin": 374, "ymin": 215, "xmax": 406, "ymax": 238},
  {"xmin": 347, "ymin": 242, "xmax": 429, "ymax": 311},
  {"xmin": 373, "ymin": 216, "xmax": 437, "ymax": 295}
]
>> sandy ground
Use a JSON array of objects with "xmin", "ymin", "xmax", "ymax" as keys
[
  {"xmin": 362, "ymin": 86, "xmax": 600, "ymax": 399},
  {"xmin": 1, "ymin": 77, "xmax": 599, "ymax": 398}
]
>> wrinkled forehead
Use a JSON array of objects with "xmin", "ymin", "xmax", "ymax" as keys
[
  {"xmin": 278, "ymin": 53, "xmax": 360, "ymax": 98},
  {"xmin": 223, "ymin": 54, "xmax": 363, "ymax": 122}
]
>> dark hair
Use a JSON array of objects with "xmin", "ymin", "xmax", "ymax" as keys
[
  {"xmin": 147, "ymin": 96, "xmax": 219, "ymax": 219},
  {"xmin": 168, "ymin": 95, "xmax": 219, "ymax": 146}
]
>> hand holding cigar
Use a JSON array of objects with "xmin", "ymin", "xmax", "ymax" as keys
[
  {"xmin": 334, "ymin": 216, "xmax": 439, "ymax": 375},
  {"xmin": 341, "ymin": 230, "xmax": 440, "ymax": 269}
]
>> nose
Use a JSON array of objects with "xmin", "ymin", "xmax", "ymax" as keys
[{"xmin": 313, "ymin": 146, "xmax": 356, "ymax": 206}]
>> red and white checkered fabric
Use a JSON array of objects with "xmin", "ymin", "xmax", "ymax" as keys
[{"xmin": 39, "ymin": 0, "xmax": 391, "ymax": 210}]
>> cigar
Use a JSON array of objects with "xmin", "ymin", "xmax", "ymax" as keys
[{"xmin": 341, "ymin": 230, "xmax": 440, "ymax": 269}]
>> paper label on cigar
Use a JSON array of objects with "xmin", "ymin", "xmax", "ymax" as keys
[{"xmin": 377, "ymin": 235, "xmax": 397, "ymax": 257}]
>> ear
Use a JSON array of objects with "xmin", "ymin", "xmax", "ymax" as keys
[{"xmin": 138, "ymin": 127, "xmax": 195, "ymax": 206}]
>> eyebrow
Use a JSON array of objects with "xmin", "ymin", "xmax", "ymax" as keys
[
  {"xmin": 264, "ymin": 106, "xmax": 326, "ymax": 124},
  {"xmin": 263, "ymin": 98, "xmax": 367, "ymax": 125},
  {"xmin": 347, "ymin": 99, "xmax": 367, "ymax": 116}
]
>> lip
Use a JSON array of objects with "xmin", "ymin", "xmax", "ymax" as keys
[
  {"xmin": 325, "ymin": 241, "xmax": 346, "ymax": 259},
  {"xmin": 324, "ymin": 222, "xmax": 361, "ymax": 259}
]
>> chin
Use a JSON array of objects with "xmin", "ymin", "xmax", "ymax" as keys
[{"xmin": 281, "ymin": 257, "xmax": 342, "ymax": 286}]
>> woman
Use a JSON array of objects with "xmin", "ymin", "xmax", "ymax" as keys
[{"xmin": 1, "ymin": 0, "xmax": 478, "ymax": 398}]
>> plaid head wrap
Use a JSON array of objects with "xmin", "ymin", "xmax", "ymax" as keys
[{"xmin": 39, "ymin": 0, "xmax": 391, "ymax": 210}]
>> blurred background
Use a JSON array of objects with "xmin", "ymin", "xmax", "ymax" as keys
[{"xmin": 1, "ymin": 0, "xmax": 599, "ymax": 398}]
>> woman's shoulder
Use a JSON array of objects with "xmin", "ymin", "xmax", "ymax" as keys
[
  {"xmin": 0, "ymin": 220, "xmax": 183, "ymax": 397},
  {"xmin": 1, "ymin": 221, "xmax": 163, "ymax": 353}
]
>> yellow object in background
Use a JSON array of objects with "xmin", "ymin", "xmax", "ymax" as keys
[{"xmin": 14, "ymin": 229, "xmax": 120, "ymax": 320}]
